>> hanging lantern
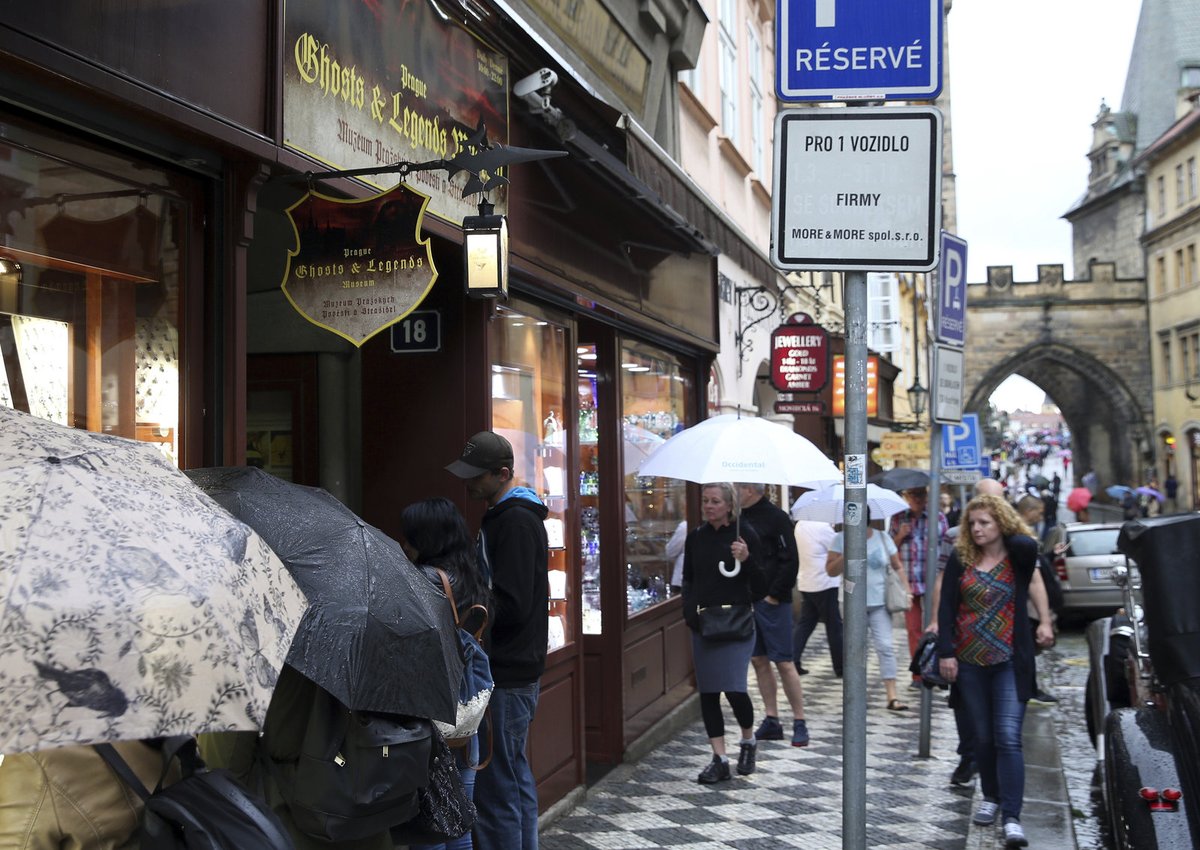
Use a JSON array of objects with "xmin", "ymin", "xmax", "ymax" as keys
[{"xmin": 462, "ymin": 199, "xmax": 508, "ymax": 298}]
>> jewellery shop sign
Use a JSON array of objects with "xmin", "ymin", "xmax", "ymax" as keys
[
  {"xmin": 281, "ymin": 184, "xmax": 437, "ymax": 347},
  {"xmin": 770, "ymin": 313, "xmax": 829, "ymax": 393}
]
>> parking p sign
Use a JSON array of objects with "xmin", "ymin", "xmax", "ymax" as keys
[{"xmin": 942, "ymin": 413, "xmax": 981, "ymax": 469}]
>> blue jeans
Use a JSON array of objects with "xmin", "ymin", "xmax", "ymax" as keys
[
  {"xmin": 413, "ymin": 736, "xmax": 479, "ymax": 850},
  {"xmin": 473, "ymin": 682, "xmax": 539, "ymax": 850},
  {"xmin": 793, "ymin": 588, "xmax": 844, "ymax": 675},
  {"xmin": 865, "ymin": 605, "xmax": 897, "ymax": 680},
  {"xmin": 955, "ymin": 660, "xmax": 1026, "ymax": 820}
]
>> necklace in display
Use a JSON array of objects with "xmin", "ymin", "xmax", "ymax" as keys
[{"xmin": 718, "ymin": 560, "xmax": 741, "ymax": 578}]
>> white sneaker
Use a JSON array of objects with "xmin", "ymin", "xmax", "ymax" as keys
[
  {"xmin": 973, "ymin": 800, "xmax": 999, "ymax": 825},
  {"xmin": 1003, "ymin": 820, "xmax": 1028, "ymax": 847}
]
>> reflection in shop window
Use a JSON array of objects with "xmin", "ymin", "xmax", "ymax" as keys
[
  {"xmin": 0, "ymin": 116, "xmax": 188, "ymax": 464},
  {"xmin": 622, "ymin": 340, "xmax": 694, "ymax": 618},
  {"xmin": 490, "ymin": 304, "xmax": 572, "ymax": 652}
]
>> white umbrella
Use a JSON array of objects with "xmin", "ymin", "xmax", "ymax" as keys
[
  {"xmin": 0, "ymin": 405, "xmax": 309, "ymax": 752},
  {"xmin": 790, "ymin": 482, "xmax": 909, "ymax": 523},
  {"xmin": 636, "ymin": 413, "xmax": 841, "ymax": 487},
  {"xmin": 622, "ymin": 423, "xmax": 664, "ymax": 476}
]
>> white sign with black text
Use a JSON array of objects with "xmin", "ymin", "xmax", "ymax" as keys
[
  {"xmin": 770, "ymin": 106, "xmax": 943, "ymax": 271},
  {"xmin": 932, "ymin": 344, "xmax": 964, "ymax": 424}
]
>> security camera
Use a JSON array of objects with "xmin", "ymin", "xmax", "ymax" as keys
[
  {"xmin": 514, "ymin": 68, "xmax": 558, "ymax": 99},
  {"xmin": 514, "ymin": 68, "xmax": 558, "ymax": 113}
]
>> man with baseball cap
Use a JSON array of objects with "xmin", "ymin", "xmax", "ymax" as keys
[{"xmin": 446, "ymin": 430, "xmax": 548, "ymax": 850}]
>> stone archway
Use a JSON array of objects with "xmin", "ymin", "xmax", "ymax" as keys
[{"xmin": 966, "ymin": 342, "xmax": 1148, "ymax": 491}]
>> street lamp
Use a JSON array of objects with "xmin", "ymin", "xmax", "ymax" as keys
[
  {"xmin": 462, "ymin": 198, "xmax": 508, "ymax": 298},
  {"xmin": 908, "ymin": 381, "xmax": 928, "ymax": 424}
]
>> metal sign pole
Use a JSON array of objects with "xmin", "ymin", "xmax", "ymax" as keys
[
  {"xmin": 842, "ymin": 271, "xmax": 869, "ymax": 850},
  {"xmin": 919, "ymin": 418, "xmax": 942, "ymax": 757}
]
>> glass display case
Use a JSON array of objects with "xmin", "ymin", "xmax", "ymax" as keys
[
  {"xmin": 489, "ymin": 303, "xmax": 572, "ymax": 651},
  {"xmin": 578, "ymin": 344, "xmax": 602, "ymax": 634},
  {"xmin": 620, "ymin": 340, "xmax": 694, "ymax": 618},
  {"xmin": 0, "ymin": 115, "xmax": 187, "ymax": 463}
]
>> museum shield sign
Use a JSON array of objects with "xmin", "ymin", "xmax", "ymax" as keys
[{"xmin": 281, "ymin": 183, "xmax": 437, "ymax": 346}]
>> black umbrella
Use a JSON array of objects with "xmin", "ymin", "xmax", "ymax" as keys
[
  {"xmin": 186, "ymin": 467, "xmax": 462, "ymax": 724},
  {"xmin": 1029, "ymin": 474, "xmax": 1051, "ymax": 489},
  {"xmin": 869, "ymin": 467, "xmax": 931, "ymax": 492}
]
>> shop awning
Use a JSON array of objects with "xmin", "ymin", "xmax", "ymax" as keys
[{"xmin": 620, "ymin": 116, "xmax": 780, "ymax": 288}]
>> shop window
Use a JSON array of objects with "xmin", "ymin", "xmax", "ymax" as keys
[
  {"xmin": 0, "ymin": 115, "xmax": 190, "ymax": 464},
  {"xmin": 621, "ymin": 339, "xmax": 694, "ymax": 618},
  {"xmin": 489, "ymin": 304, "xmax": 572, "ymax": 652}
]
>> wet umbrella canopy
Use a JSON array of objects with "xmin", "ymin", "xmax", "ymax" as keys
[
  {"xmin": 870, "ymin": 467, "xmax": 931, "ymax": 493},
  {"xmin": 187, "ymin": 467, "xmax": 462, "ymax": 724}
]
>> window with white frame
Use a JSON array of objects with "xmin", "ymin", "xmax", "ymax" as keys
[
  {"xmin": 1189, "ymin": 157, "xmax": 1197, "ymax": 201},
  {"xmin": 867, "ymin": 272, "xmax": 901, "ymax": 357},
  {"xmin": 718, "ymin": 0, "xmax": 738, "ymax": 141},
  {"xmin": 679, "ymin": 61, "xmax": 702, "ymax": 94},
  {"xmin": 1157, "ymin": 175, "xmax": 1167, "ymax": 218},
  {"xmin": 746, "ymin": 21, "xmax": 763, "ymax": 174}
]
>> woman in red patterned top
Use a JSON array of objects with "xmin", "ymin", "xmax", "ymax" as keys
[{"xmin": 936, "ymin": 495, "xmax": 1054, "ymax": 849}]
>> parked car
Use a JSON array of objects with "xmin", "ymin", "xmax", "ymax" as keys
[
  {"xmin": 1048, "ymin": 521, "xmax": 1140, "ymax": 619},
  {"xmin": 1085, "ymin": 514, "xmax": 1200, "ymax": 849}
]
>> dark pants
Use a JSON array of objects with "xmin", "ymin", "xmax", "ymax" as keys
[
  {"xmin": 956, "ymin": 661, "xmax": 1027, "ymax": 821},
  {"xmin": 473, "ymin": 682, "xmax": 539, "ymax": 850},
  {"xmin": 792, "ymin": 588, "xmax": 844, "ymax": 676}
]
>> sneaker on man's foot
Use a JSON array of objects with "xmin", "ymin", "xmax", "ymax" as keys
[
  {"xmin": 754, "ymin": 715, "xmax": 784, "ymax": 740},
  {"xmin": 736, "ymin": 740, "xmax": 757, "ymax": 775},
  {"xmin": 792, "ymin": 718, "xmax": 810, "ymax": 747},
  {"xmin": 972, "ymin": 800, "xmax": 999, "ymax": 826},
  {"xmin": 1032, "ymin": 689, "xmax": 1059, "ymax": 704},
  {"xmin": 797, "ymin": 665, "xmax": 810, "ymax": 675},
  {"xmin": 1003, "ymin": 820, "xmax": 1028, "ymax": 847},
  {"xmin": 697, "ymin": 755, "xmax": 731, "ymax": 784},
  {"xmin": 950, "ymin": 757, "xmax": 976, "ymax": 786}
]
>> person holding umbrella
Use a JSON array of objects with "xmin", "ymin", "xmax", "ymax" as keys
[
  {"xmin": 446, "ymin": 432, "xmax": 548, "ymax": 850},
  {"xmin": 817, "ymin": 486, "xmax": 912, "ymax": 712},
  {"xmin": 682, "ymin": 483, "xmax": 767, "ymax": 783}
]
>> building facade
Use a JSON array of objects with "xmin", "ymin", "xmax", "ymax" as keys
[{"xmin": 0, "ymin": 0, "xmax": 742, "ymax": 810}]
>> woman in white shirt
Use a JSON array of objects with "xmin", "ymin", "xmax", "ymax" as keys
[{"xmin": 825, "ymin": 520, "xmax": 911, "ymax": 711}]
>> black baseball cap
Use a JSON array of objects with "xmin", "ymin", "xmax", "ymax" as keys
[{"xmin": 445, "ymin": 431, "xmax": 514, "ymax": 478}]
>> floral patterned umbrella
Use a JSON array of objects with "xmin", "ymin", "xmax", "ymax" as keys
[{"xmin": 0, "ymin": 406, "xmax": 308, "ymax": 752}]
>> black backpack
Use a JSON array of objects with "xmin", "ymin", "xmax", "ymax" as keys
[
  {"xmin": 94, "ymin": 737, "xmax": 292, "ymax": 850},
  {"xmin": 265, "ymin": 683, "xmax": 433, "ymax": 843}
]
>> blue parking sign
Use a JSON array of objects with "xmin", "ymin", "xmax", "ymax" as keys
[
  {"xmin": 942, "ymin": 414, "xmax": 981, "ymax": 469},
  {"xmin": 937, "ymin": 233, "xmax": 967, "ymax": 346},
  {"xmin": 776, "ymin": 0, "xmax": 943, "ymax": 101}
]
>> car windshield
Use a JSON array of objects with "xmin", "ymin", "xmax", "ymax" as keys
[{"xmin": 1069, "ymin": 528, "xmax": 1122, "ymax": 557}]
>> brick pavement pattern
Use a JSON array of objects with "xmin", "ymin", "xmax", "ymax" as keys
[{"xmin": 540, "ymin": 631, "xmax": 976, "ymax": 849}]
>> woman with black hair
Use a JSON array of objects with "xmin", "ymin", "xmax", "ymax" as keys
[{"xmin": 401, "ymin": 497, "xmax": 491, "ymax": 850}]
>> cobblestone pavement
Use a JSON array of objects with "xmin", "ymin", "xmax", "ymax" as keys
[{"xmin": 541, "ymin": 630, "xmax": 975, "ymax": 849}]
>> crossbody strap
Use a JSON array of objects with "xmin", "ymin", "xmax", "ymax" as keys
[
  {"xmin": 435, "ymin": 568, "xmax": 462, "ymax": 627},
  {"xmin": 94, "ymin": 743, "xmax": 152, "ymax": 803}
]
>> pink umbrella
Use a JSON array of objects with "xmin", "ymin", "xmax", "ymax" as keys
[{"xmin": 1066, "ymin": 487, "xmax": 1092, "ymax": 513}]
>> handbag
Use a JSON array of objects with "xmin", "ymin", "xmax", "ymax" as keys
[
  {"xmin": 696, "ymin": 602, "xmax": 754, "ymax": 641},
  {"xmin": 433, "ymin": 569, "xmax": 494, "ymax": 747},
  {"xmin": 885, "ymin": 565, "xmax": 911, "ymax": 614},
  {"xmin": 389, "ymin": 730, "xmax": 477, "ymax": 845},
  {"xmin": 909, "ymin": 631, "xmax": 949, "ymax": 689}
]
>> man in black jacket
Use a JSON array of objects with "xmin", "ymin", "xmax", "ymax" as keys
[
  {"xmin": 736, "ymin": 483, "xmax": 809, "ymax": 747},
  {"xmin": 447, "ymin": 431, "xmax": 549, "ymax": 850}
]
